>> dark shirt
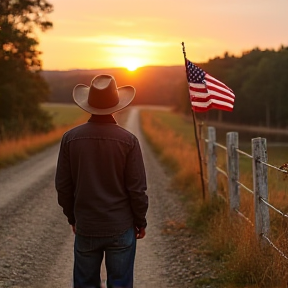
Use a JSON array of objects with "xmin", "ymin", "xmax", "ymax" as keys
[{"xmin": 55, "ymin": 114, "xmax": 148, "ymax": 237}]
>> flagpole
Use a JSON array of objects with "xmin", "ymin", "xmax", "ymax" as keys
[{"xmin": 181, "ymin": 42, "xmax": 206, "ymax": 200}]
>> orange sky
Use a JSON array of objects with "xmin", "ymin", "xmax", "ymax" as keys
[{"xmin": 38, "ymin": 0, "xmax": 288, "ymax": 71}]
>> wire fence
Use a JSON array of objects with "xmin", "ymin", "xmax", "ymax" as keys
[{"xmin": 201, "ymin": 126, "xmax": 288, "ymax": 261}]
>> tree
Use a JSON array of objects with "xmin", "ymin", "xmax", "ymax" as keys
[{"xmin": 0, "ymin": 0, "xmax": 54, "ymax": 139}]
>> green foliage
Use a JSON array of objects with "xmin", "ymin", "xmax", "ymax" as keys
[
  {"xmin": 0, "ymin": 0, "xmax": 54, "ymax": 139},
  {"xmin": 202, "ymin": 47, "xmax": 288, "ymax": 128}
]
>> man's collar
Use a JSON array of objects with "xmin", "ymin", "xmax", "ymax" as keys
[{"xmin": 88, "ymin": 114, "xmax": 117, "ymax": 124}]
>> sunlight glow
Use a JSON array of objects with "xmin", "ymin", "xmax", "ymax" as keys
[{"xmin": 118, "ymin": 57, "xmax": 143, "ymax": 71}]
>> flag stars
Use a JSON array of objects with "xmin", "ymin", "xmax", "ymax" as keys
[{"xmin": 186, "ymin": 60, "xmax": 206, "ymax": 84}]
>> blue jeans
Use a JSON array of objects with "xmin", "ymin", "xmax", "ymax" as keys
[{"xmin": 73, "ymin": 227, "xmax": 136, "ymax": 288}]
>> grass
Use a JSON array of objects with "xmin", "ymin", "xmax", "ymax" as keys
[
  {"xmin": 0, "ymin": 103, "xmax": 89, "ymax": 169},
  {"xmin": 41, "ymin": 103, "xmax": 87, "ymax": 126},
  {"xmin": 140, "ymin": 109, "xmax": 288, "ymax": 288},
  {"xmin": 139, "ymin": 110, "xmax": 201, "ymax": 193}
]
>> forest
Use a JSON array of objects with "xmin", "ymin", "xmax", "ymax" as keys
[
  {"xmin": 43, "ymin": 46, "xmax": 288, "ymax": 129},
  {"xmin": 200, "ymin": 46, "xmax": 288, "ymax": 128}
]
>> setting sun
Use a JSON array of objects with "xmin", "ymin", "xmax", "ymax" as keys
[{"xmin": 118, "ymin": 57, "xmax": 143, "ymax": 71}]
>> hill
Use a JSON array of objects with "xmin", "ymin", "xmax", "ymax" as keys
[{"xmin": 41, "ymin": 66, "xmax": 187, "ymax": 107}]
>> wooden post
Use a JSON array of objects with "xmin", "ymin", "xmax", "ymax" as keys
[
  {"xmin": 226, "ymin": 132, "xmax": 240, "ymax": 211},
  {"xmin": 252, "ymin": 137, "xmax": 270, "ymax": 241},
  {"xmin": 207, "ymin": 126, "xmax": 217, "ymax": 199}
]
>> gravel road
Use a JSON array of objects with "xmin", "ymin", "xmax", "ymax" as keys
[{"xmin": 0, "ymin": 106, "xmax": 218, "ymax": 288}]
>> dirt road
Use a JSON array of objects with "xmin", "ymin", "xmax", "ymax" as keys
[{"xmin": 0, "ymin": 106, "xmax": 217, "ymax": 288}]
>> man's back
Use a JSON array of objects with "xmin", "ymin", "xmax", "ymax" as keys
[{"xmin": 56, "ymin": 114, "xmax": 147, "ymax": 237}]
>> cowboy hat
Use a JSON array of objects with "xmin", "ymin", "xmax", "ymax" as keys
[{"xmin": 73, "ymin": 74, "xmax": 135, "ymax": 115}]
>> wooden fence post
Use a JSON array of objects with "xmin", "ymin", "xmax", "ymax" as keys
[
  {"xmin": 207, "ymin": 126, "xmax": 217, "ymax": 199},
  {"xmin": 226, "ymin": 132, "xmax": 239, "ymax": 211},
  {"xmin": 252, "ymin": 137, "xmax": 270, "ymax": 241}
]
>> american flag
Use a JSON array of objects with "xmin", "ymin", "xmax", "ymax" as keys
[{"xmin": 185, "ymin": 59, "xmax": 235, "ymax": 112}]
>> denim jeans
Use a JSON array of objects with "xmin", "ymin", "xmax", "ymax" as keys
[{"xmin": 73, "ymin": 227, "xmax": 136, "ymax": 288}]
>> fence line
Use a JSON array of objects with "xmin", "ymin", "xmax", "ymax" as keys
[{"xmin": 202, "ymin": 126, "xmax": 288, "ymax": 260}]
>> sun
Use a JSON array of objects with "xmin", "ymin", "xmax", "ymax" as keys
[
  {"xmin": 118, "ymin": 57, "xmax": 143, "ymax": 71},
  {"xmin": 126, "ymin": 62, "xmax": 139, "ymax": 71}
]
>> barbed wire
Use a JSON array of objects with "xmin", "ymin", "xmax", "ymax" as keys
[
  {"xmin": 234, "ymin": 208, "xmax": 254, "ymax": 226},
  {"xmin": 261, "ymin": 233, "xmax": 288, "ymax": 261},
  {"xmin": 260, "ymin": 197, "xmax": 288, "ymax": 218},
  {"xmin": 235, "ymin": 148, "xmax": 254, "ymax": 159},
  {"xmin": 257, "ymin": 159, "xmax": 288, "ymax": 174},
  {"xmin": 214, "ymin": 142, "xmax": 227, "ymax": 151},
  {"xmin": 216, "ymin": 167, "xmax": 228, "ymax": 178},
  {"xmin": 207, "ymin": 139, "xmax": 288, "ymax": 177},
  {"xmin": 236, "ymin": 180, "xmax": 254, "ymax": 195}
]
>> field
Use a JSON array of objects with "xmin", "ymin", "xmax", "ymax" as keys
[
  {"xmin": 140, "ymin": 109, "xmax": 288, "ymax": 287},
  {"xmin": 41, "ymin": 103, "xmax": 89, "ymax": 126},
  {"xmin": 0, "ymin": 103, "xmax": 89, "ymax": 169}
]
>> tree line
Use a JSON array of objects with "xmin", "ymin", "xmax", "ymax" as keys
[{"xmin": 198, "ymin": 47, "xmax": 288, "ymax": 128}]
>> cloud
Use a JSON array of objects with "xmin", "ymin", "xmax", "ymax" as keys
[{"xmin": 72, "ymin": 36, "xmax": 175, "ymax": 48}]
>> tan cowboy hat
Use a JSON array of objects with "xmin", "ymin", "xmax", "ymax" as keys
[{"xmin": 73, "ymin": 74, "xmax": 135, "ymax": 115}]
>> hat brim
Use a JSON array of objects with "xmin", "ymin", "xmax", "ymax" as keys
[{"xmin": 73, "ymin": 84, "xmax": 135, "ymax": 115}]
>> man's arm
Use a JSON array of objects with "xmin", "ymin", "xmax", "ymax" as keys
[
  {"xmin": 125, "ymin": 138, "xmax": 148, "ymax": 237},
  {"xmin": 55, "ymin": 136, "xmax": 75, "ymax": 226}
]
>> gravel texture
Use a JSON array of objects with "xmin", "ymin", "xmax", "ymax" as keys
[{"xmin": 0, "ymin": 106, "xmax": 219, "ymax": 288}]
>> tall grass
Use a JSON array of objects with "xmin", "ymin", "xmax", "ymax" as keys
[
  {"xmin": 0, "ymin": 104, "xmax": 89, "ymax": 169},
  {"xmin": 140, "ymin": 110, "xmax": 201, "ymax": 195},
  {"xmin": 140, "ymin": 109, "xmax": 288, "ymax": 288}
]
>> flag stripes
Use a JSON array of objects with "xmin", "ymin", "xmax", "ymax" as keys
[{"xmin": 185, "ymin": 59, "xmax": 235, "ymax": 112}]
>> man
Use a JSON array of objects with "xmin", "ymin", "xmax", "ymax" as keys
[{"xmin": 55, "ymin": 74, "xmax": 148, "ymax": 288}]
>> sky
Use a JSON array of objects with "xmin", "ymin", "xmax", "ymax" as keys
[{"xmin": 38, "ymin": 0, "xmax": 288, "ymax": 71}]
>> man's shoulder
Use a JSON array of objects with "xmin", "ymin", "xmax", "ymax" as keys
[
  {"xmin": 116, "ymin": 125, "xmax": 136, "ymax": 137},
  {"xmin": 62, "ymin": 122, "xmax": 138, "ymax": 143},
  {"xmin": 63, "ymin": 123, "xmax": 86, "ymax": 135}
]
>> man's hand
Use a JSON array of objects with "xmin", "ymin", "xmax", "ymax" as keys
[
  {"xmin": 71, "ymin": 225, "xmax": 76, "ymax": 234},
  {"xmin": 135, "ymin": 227, "xmax": 146, "ymax": 239}
]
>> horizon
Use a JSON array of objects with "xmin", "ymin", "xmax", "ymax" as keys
[
  {"xmin": 38, "ymin": 0, "xmax": 288, "ymax": 71},
  {"xmin": 41, "ymin": 45, "xmax": 286, "ymax": 72}
]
